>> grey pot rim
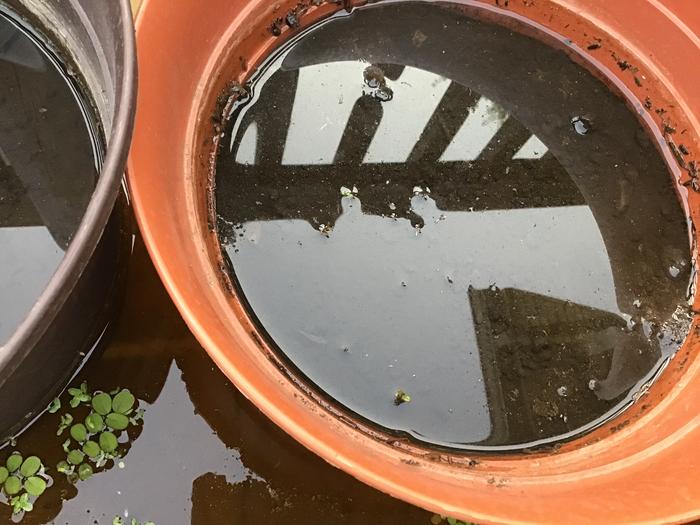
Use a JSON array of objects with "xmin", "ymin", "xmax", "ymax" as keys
[{"xmin": 0, "ymin": 0, "xmax": 137, "ymax": 389}]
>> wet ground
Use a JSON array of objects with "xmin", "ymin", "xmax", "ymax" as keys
[
  {"xmin": 0, "ymin": 6, "xmax": 100, "ymax": 345},
  {"xmin": 0, "ymin": 238, "xmax": 433, "ymax": 524},
  {"xmin": 216, "ymin": 1, "xmax": 693, "ymax": 449}
]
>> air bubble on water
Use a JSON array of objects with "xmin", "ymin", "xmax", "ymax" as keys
[
  {"xmin": 588, "ymin": 379, "xmax": 599, "ymax": 391},
  {"xmin": 571, "ymin": 116, "xmax": 592, "ymax": 135},
  {"xmin": 389, "ymin": 202, "xmax": 396, "ymax": 211},
  {"xmin": 557, "ymin": 386, "xmax": 569, "ymax": 397},
  {"xmin": 633, "ymin": 299, "xmax": 642, "ymax": 308},
  {"xmin": 413, "ymin": 186, "xmax": 424, "ymax": 194}
]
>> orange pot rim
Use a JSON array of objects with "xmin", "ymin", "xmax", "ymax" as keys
[{"xmin": 128, "ymin": 1, "xmax": 700, "ymax": 523}]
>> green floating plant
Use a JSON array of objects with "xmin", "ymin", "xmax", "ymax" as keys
[
  {"xmin": 56, "ymin": 385, "xmax": 144, "ymax": 483},
  {"xmin": 68, "ymin": 382, "xmax": 92, "ymax": 408},
  {"xmin": 0, "ymin": 452, "xmax": 50, "ymax": 516}
]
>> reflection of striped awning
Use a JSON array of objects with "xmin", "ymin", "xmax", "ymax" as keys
[{"xmin": 219, "ymin": 63, "xmax": 582, "ymax": 227}]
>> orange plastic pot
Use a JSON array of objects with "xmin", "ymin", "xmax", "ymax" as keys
[{"xmin": 128, "ymin": 0, "xmax": 700, "ymax": 523}]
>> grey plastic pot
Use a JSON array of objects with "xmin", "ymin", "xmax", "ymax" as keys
[{"xmin": 0, "ymin": 0, "xmax": 136, "ymax": 440}]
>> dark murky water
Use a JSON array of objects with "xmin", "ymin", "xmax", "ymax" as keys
[
  {"xmin": 0, "ymin": 240, "xmax": 431, "ymax": 524},
  {"xmin": 0, "ymin": 7, "xmax": 100, "ymax": 345},
  {"xmin": 215, "ymin": 2, "xmax": 693, "ymax": 449}
]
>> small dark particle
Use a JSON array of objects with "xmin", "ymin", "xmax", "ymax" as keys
[
  {"xmin": 634, "ymin": 76, "xmax": 643, "ymax": 87},
  {"xmin": 679, "ymin": 144, "xmax": 690, "ymax": 155},
  {"xmin": 468, "ymin": 458, "xmax": 480, "ymax": 467},
  {"xmin": 689, "ymin": 160, "xmax": 698, "ymax": 178},
  {"xmin": 656, "ymin": 107, "xmax": 667, "ymax": 116},
  {"xmin": 643, "ymin": 97, "xmax": 652, "ymax": 110},
  {"xmin": 664, "ymin": 123, "xmax": 676, "ymax": 135},
  {"xmin": 587, "ymin": 42, "xmax": 601, "ymax": 50},
  {"xmin": 617, "ymin": 60, "xmax": 631, "ymax": 71},
  {"xmin": 668, "ymin": 140, "xmax": 688, "ymax": 169},
  {"xmin": 446, "ymin": 276, "xmax": 454, "ymax": 284},
  {"xmin": 270, "ymin": 17, "xmax": 284, "ymax": 36}
]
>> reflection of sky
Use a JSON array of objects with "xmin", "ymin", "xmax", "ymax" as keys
[
  {"xmin": 233, "ymin": 62, "xmax": 548, "ymax": 166},
  {"xmin": 226, "ymin": 197, "xmax": 616, "ymax": 445},
  {"xmin": 0, "ymin": 226, "xmax": 63, "ymax": 345}
]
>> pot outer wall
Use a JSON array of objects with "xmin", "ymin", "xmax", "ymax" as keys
[{"xmin": 0, "ymin": 0, "xmax": 136, "ymax": 441}]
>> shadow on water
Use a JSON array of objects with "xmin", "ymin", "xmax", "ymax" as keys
[{"xmin": 1, "ymin": 238, "xmax": 431, "ymax": 525}]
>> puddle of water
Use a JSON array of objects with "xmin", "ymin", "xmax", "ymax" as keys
[
  {"xmin": 0, "ymin": 240, "xmax": 431, "ymax": 524},
  {"xmin": 215, "ymin": 1, "xmax": 693, "ymax": 449},
  {"xmin": 0, "ymin": 6, "xmax": 100, "ymax": 345}
]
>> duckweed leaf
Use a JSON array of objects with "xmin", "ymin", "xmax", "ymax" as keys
[
  {"xmin": 446, "ymin": 519, "xmax": 458, "ymax": 525},
  {"xmin": 77, "ymin": 463, "xmax": 93, "ymax": 481},
  {"xmin": 0, "ymin": 466, "xmax": 8, "ymax": 484},
  {"xmin": 70, "ymin": 423, "xmax": 88, "ymax": 443},
  {"xmin": 62, "ymin": 439, "xmax": 71, "ymax": 453},
  {"xmin": 4, "ymin": 475, "xmax": 21, "ymax": 495},
  {"xmin": 67, "ymin": 449, "xmax": 85, "ymax": 466},
  {"xmin": 48, "ymin": 398, "xmax": 61, "ymax": 414},
  {"xmin": 11, "ymin": 492, "xmax": 32, "ymax": 514},
  {"xmin": 20, "ymin": 456, "xmax": 41, "ymax": 477},
  {"xmin": 24, "ymin": 476, "xmax": 46, "ymax": 496},
  {"xmin": 69, "ymin": 382, "xmax": 91, "ymax": 407},
  {"xmin": 394, "ymin": 389, "xmax": 411, "ymax": 405},
  {"xmin": 106, "ymin": 412, "xmax": 129, "ymax": 431},
  {"xmin": 85, "ymin": 412, "xmax": 105, "ymax": 433},
  {"xmin": 83, "ymin": 440, "xmax": 101, "ymax": 458},
  {"xmin": 99, "ymin": 432, "xmax": 118, "ymax": 453},
  {"xmin": 6, "ymin": 454, "xmax": 22, "ymax": 473},
  {"xmin": 113, "ymin": 518, "xmax": 123, "ymax": 525},
  {"xmin": 92, "ymin": 393, "xmax": 112, "ymax": 416},
  {"xmin": 56, "ymin": 461, "xmax": 71, "ymax": 474},
  {"xmin": 112, "ymin": 390, "xmax": 135, "ymax": 415},
  {"xmin": 57, "ymin": 413, "xmax": 74, "ymax": 436}
]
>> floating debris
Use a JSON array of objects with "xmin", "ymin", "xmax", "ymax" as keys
[{"xmin": 394, "ymin": 390, "xmax": 412, "ymax": 405}]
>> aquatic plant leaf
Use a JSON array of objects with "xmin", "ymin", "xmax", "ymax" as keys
[
  {"xmin": 113, "ymin": 517, "xmax": 123, "ymax": 525},
  {"xmin": 99, "ymin": 432, "xmax": 118, "ymax": 454},
  {"xmin": 56, "ymin": 461, "xmax": 71, "ymax": 474},
  {"xmin": 70, "ymin": 423, "xmax": 88, "ymax": 443},
  {"xmin": 47, "ymin": 398, "xmax": 61, "ymax": 414},
  {"xmin": 83, "ymin": 440, "xmax": 101, "ymax": 458},
  {"xmin": 77, "ymin": 463, "xmax": 93, "ymax": 481},
  {"xmin": 67, "ymin": 449, "xmax": 85, "ymax": 466},
  {"xmin": 394, "ymin": 389, "xmax": 411, "ymax": 405},
  {"xmin": 57, "ymin": 413, "xmax": 74, "ymax": 436},
  {"xmin": 24, "ymin": 476, "xmax": 46, "ymax": 496},
  {"xmin": 112, "ymin": 389, "xmax": 135, "ymax": 415},
  {"xmin": 0, "ymin": 466, "xmax": 8, "ymax": 484},
  {"xmin": 6, "ymin": 454, "xmax": 22, "ymax": 473},
  {"xmin": 62, "ymin": 439, "xmax": 71, "ymax": 453},
  {"xmin": 106, "ymin": 412, "xmax": 129, "ymax": 431},
  {"xmin": 4, "ymin": 475, "xmax": 21, "ymax": 495},
  {"xmin": 19, "ymin": 456, "xmax": 41, "ymax": 477},
  {"xmin": 92, "ymin": 393, "xmax": 112, "ymax": 416},
  {"xmin": 85, "ymin": 413, "xmax": 105, "ymax": 433},
  {"xmin": 10, "ymin": 492, "xmax": 32, "ymax": 514}
]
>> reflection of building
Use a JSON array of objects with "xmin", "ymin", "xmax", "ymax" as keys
[
  {"xmin": 218, "ymin": 65, "xmax": 583, "ymax": 229},
  {"xmin": 469, "ymin": 286, "xmax": 660, "ymax": 446}
]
